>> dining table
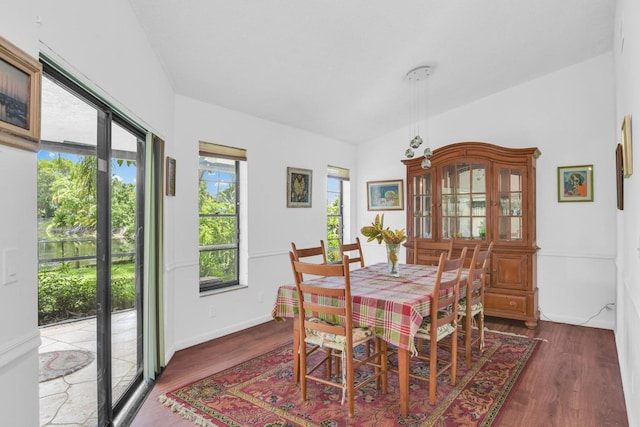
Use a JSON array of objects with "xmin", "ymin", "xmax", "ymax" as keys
[{"xmin": 271, "ymin": 261, "xmax": 467, "ymax": 417}]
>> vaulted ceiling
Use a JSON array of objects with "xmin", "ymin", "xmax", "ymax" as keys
[{"xmin": 128, "ymin": 0, "xmax": 615, "ymax": 144}]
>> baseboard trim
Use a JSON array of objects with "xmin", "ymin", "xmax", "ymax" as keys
[{"xmin": 0, "ymin": 329, "xmax": 41, "ymax": 370}]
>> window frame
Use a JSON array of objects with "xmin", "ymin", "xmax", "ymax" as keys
[
  {"xmin": 326, "ymin": 166, "xmax": 350, "ymax": 263},
  {"xmin": 198, "ymin": 143, "xmax": 245, "ymax": 293}
]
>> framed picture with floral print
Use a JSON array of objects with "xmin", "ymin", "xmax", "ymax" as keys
[{"xmin": 287, "ymin": 167, "xmax": 312, "ymax": 208}]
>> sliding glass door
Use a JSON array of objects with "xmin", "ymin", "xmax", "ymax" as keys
[{"xmin": 38, "ymin": 65, "xmax": 146, "ymax": 426}]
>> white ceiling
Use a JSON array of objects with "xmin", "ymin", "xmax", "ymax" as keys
[{"xmin": 128, "ymin": 0, "xmax": 614, "ymax": 144}]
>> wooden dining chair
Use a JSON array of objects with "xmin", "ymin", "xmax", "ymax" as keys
[
  {"xmin": 289, "ymin": 241, "xmax": 328, "ymax": 382},
  {"xmin": 413, "ymin": 239, "xmax": 454, "ymax": 265},
  {"xmin": 290, "ymin": 251, "xmax": 388, "ymax": 417},
  {"xmin": 458, "ymin": 241, "xmax": 494, "ymax": 368},
  {"xmin": 339, "ymin": 237, "xmax": 365, "ymax": 268},
  {"xmin": 412, "ymin": 247, "xmax": 467, "ymax": 404},
  {"xmin": 291, "ymin": 240, "xmax": 327, "ymax": 264}
]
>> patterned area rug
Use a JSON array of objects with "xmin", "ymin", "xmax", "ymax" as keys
[
  {"xmin": 39, "ymin": 349, "xmax": 95, "ymax": 382},
  {"xmin": 160, "ymin": 331, "xmax": 540, "ymax": 427}
]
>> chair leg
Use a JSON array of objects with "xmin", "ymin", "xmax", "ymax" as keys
[
  {"xmin": 450, "ymin": 329, "xmax": 457, "ymax": 386},
  {"xmin": 478, "ymin": 312, "xmax": 485, "ymax": 353},
  {"xmin": 326, "ymin": 348, "xmax": 333, "ymax": 378},
  {"xmin": 380, "ymin": 339, "xmax": 388, "ymax": 393},
  {"xmin": 373, "ymin": 338, "xmax": 388, "ymax": 394},
  {"xmin": 465, "ymin": 313, "xmax": 473, "ymax": 368},
  {"xmin": 299, "ymin": 340, "xmax": 307, "ymax": 401},
  {"xmin": 346, "ymin": 349, "xmax": 355, "ymax": 417},
  {"xmin": 429, "ymin": 337, "xmax": 438, "ymax": 404},
  {"xmin": 293, "ymin": 320, "xmax": 300, "ymax": 383}
]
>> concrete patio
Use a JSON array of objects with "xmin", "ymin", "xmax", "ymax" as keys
[{"xmin": 39, "ymin": 310, "xmax": 138, "ymax": 427}]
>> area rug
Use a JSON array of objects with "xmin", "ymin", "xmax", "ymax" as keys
[
  {"xmin": 39, "ymin": 349, "xmax": 95, "ymax": 382},
  {"xmin": 159, "ymin": 331, "xmax": 540, "ymax": 427}
]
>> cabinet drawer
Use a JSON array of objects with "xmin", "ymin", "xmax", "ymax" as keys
[{"xmin": 485, "ymin": 293, "xmax": 527, "ymax": 316}]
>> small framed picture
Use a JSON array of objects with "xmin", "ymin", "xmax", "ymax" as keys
[
  {"xmin": 166, "ymin": 157, "xmax": 176, "ymax": 196},
  {"xmin": 622, "ymin": 114, "xmax": 632, "ymax": 178},
  {"xmin": 0, "ymin": 36, "xmax": 42, "ymax": 151},
  {"xmin": 557, "ymin": 165, "xmax": 593, "ymax": 203},
  {"xmin": 367, "ymin": 179, "xmax": 404, "ymax": 211},
  {"xmin": 287, "ymin": 167, "xmax": 312, "ymax": 208}
]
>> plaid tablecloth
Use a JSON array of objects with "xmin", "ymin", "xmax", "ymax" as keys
[{"xmin": 271, "ymin": 262, "xmax": 464, "ymax": 355}]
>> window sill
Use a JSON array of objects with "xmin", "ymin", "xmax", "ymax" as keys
[{"xmin": 200, "ymin": 284, "xmax": 248, "ymax": 297}]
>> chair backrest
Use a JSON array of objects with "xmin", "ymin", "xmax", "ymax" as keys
[
  {"xmin": 431, "ymin": 247, "xmax": 467, "ymax": 323},
  {"xmin": 289, "ymin": 252, "xmax": 352, "ymax": 343},
  {"xmin": 414, "ymin": 239, "xmax": 454, "ymax": 265},
  {"xmin": 339, "ymin": 237, "xmax": 365, "ymax": 267},
  {"xmin": 467, "ymin": 241, "xmax": 494, "ymax": 298},
  {"xmin": 291, "ymin": 240, "xmax": 327, "ymax": 264}
]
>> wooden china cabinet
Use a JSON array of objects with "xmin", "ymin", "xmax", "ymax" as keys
[{"xmin": 402, "ymin": 142, "xmax": 541, "ymax": 328}]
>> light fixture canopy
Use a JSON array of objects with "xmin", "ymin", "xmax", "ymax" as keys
[{"xmin": 404, "ymin": 65, "xmax": 431, "ymax": 83}]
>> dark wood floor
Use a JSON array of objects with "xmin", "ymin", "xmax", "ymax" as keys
[{"xmin": 129, "ymin": 317, "xmax": 629, "ymax": 427}]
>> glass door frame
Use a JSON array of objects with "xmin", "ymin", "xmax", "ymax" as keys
[{"xmin": 41, "ymin": 62, "xmax": 146, "ymax": 426}]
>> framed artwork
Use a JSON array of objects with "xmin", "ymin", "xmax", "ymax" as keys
[
  {"xmin": 557, "ymin": 165, "xmax": 593, "ymax": 203},
  {"xmin": 287, "ymin": 167, "xmax": 312, "ymax": 208},
  {"xmin": 622, "ymin": 114, "xmax": 632, "ymax": 178},
  {"xmin": 166, "ymin": 157, "xmax": 176, "ymax": 196},
  {"xmin": 616, "ymin": 144, "xmax": 624, "ymax": 210},
  {"xmin": 0, "ymin": 36, "xmax": 42, "ymax": 151},
  {"xmin": 367, "ymin": 179, "xmax": 404, "ymax": 211}
]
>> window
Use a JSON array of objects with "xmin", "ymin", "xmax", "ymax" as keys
[
  {"xmin": 326, "ymin": 166, "xmax": 350, "ymax": 263},
  {"xmin": 199, "ymin": 142, "xmax": 246, "ymax": 292}
]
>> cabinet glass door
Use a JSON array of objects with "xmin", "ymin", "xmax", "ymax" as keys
[
  {"xmin": 412, "ymin": 172, "xmax": 433, "ymax": 238},
  {"xmin": 497, "ymin": 167, "xmax": 523, "ymax": 241},
  {"xmin": 441, "ymin": 162, "xmax": 486, "ymax": 240}
]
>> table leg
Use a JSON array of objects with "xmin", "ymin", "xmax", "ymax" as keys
[{"xmin": 398, "ymin": 348, "xmax": 410, "ymax": 417}]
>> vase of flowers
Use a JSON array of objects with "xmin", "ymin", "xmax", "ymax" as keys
[{"xmin": 361, "ymin": 214, "xmax": 407, "ymax": 277}]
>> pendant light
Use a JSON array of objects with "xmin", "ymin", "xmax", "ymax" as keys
[{"xmin": 403, "ymin": 65, "xmax": 433, "ymax": 169}]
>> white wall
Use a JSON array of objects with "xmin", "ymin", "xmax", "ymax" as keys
[
  {"xmin": 358, "ymin": 53, "xmax": 618, "ymax": 329},
  {"xmin": 614, "ymin": 0, "xmax": 640, "ymax": 425},
  {"xmin": 166, "ymin": 95, "xmax": 357, "ymax": 355},
  {"xmin": 0, "ymin": 0, "xmax": 174, "ymax": 423}
]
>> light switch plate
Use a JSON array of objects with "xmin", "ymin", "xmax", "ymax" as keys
[{"xmin": 2, "ymin": 248, "xmax": 18, "ymax": 285}]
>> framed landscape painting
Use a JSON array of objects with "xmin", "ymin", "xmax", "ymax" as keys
[
  {"xmin": 0, "ymin": 36, "xmax": 42, "ymax": 151},
  {"xmin": 287, "ymin": 167, "xmax": 312, "ymax": 208},
  {"xmin": 557, "ymin": 165, "xmax": 593, "ymax": 203},
  {"xmin": 367, "ymin": 179, "xmax": 404, "ymax": 211}
]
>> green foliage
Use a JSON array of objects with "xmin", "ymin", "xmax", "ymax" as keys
[
  {"xmin": 326, "ymin": 198, "xmax": 341, "ymax": 263},
  {"xmin": 37, "ymin": 156, "xmax": 74, "ymax": 218},
  {"xmin": 198, "ymin": 179, "xmax": 238, "ymax": 281},
  {"xmin": 38, "ymin": 264, "xmax": 135, "ymax": 326},
  {"xmin": 38, "ymin": 155, "xmax": 137, "ymax": 242},
  {"xmin": 111, "ymin": 179, "xmax": 137, "ymax": 242},
  {"xmin": 37, "ymin": 155, "xmax": 138, "ymax": 325},
  {"xmin": 361, "ymin": 213, "xmax": 407, "ymax": 245}
]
